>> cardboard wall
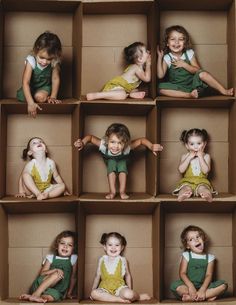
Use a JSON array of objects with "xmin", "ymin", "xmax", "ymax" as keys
[
  {"xmin": 8, "ymin": 212, "xmax": 76, "ymax": 297},
  {"xmin": 6, "ymin": 114, "xmax": 72, "ymax": 196},
  {"xmin": 164, "ymin": 213, "xmax": 233, "ymax": 298},
  {"xmin": 159, "ymin": 108, "xmax": 229, "ymax": 194},
  {"xmin": 159, "ymin": 11, "xmax": 228, "ymax": 88},
  {"xmin": 0, "ymin": 206, "xmax": 8, "ymax": 300},
  {"xmin": 81, "ymin": 14, "xmax": 147, "ymax": 94},
  {"xmin": 82, "ymin": 115, "xmax": 147, "ymax": 193},
  {"xmin": 3, "ymin": 12, "xmax": 73, "ymax": 98},
  {"xmin": 84, "ymin": 214, "xmax": 153, "ymax": 299}
]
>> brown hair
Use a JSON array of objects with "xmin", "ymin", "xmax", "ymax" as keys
[
  {"xmin": 163, "ymin": 25, "xmax": 192, "ymax": 54},
  {"xmin": 180, "ymin": 128, "xmax": 209, "ymax": 144},
  {"xmin": 124, "ymin": 41, "xmax": 146, "ymax": 64},
  {"xmin": 22, "ymin": 137, "xmax": 48, "ymax": 161},
  {"xmin": 180, "ymin": 225, "xmax": 208, "ymax": 251},
  {"xmin": 33, "ymin": 31, "xmax": 62, "ymax": 62},
  {"xmin": 105, "ymin": 123, "xmax": 131, "ymax": 148},
  {"xmin": 53, "ymin": 230, "xmax": 77, "ymax": 255}
]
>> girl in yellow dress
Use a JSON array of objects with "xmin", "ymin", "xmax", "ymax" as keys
[
  {"xmin": 16, "ymin": 137, "xmax": 67, "ymax": 200},
  {"xmin": 90, "ymin": 232, "xmax": 151, "ymax": 303},
  {"xmin": 173, "ymin": 128, "xmax": 217, "ymax": 202},
  {"xmin": 86, "ymin": 42, "xmax": 151, "ymax": 101}
]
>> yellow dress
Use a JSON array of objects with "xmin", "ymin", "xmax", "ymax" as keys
[
  {"xmin": 102, "ymin": 65, "xmax": 141, "ymax": 93},
  {"xmin": 173, "ymin": 156, "xmax": 217, "ymax": 196},
  {"xmin": 30, "ymin": 158, "xmax": 54, "ymax": 192},
  {"xmin": 98, "ymin": 255, "xmax": 126, "ymax": 295}
]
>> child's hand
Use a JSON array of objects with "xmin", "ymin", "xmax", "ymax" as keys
[
  {"xmin": 74, "ymin": 139, "xmax": 84, "ymax": 150},
  {"xmin": 66, "ymin": 293, "xmax": 76, "ymax": 299},
  {"xmin": 146, "ymin": 53, "xmax": 151, "ymax": 66},
  {"xmin": 156, "ymin": 45, "xmax": 164, "ymax": 58},
  {"xmin": 195, "ymin": 289, "xmax": 206, "ymax": 301},
  {"xmin": 64, "ymin": 190, "xmax": 71, "ymax": 196},
  {"xmin": 47, "ymin": 96, "xmax": 62, "ymax": 104},
  {"xmin": 55, "ymin": 268, "xmax": 64, "ymax": 279},
  {"xmin": 28, "ymin": 102, "xmax": 42, "ymax": 118},
  {"xmin": 172, "ymin": 58, "xmax": 186, "ymax": 69},
  {"xmin": 151, "ymin": 144, "xmax": 163, "ymax": 156},
  {"xmin": 188, "ymin": 285, "xmax": 197, "ymax": 300},
  {"xmin": 188, "ymin": 151, "xmax": 197, "ymax": 160}
]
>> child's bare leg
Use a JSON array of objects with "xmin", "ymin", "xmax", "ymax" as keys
[
  {"xmin": 160, "ymin": 89, "xmax": 198, "ymax": 99},
  {"xmin": 197, "ymin": 185, "xmax": 213, "ymax": 202},
  {"xmin": 177, "ymin": 186, "xmax": 193, "ymax": 202},
  {"xmin": 129, "ymin": 90, "xmax": 146, "ymax": 99},
  {"xmin": 175, "ymin": 285, "xmax": 192, "ymax": 301},
  {"xmin": 106, "ymin": 172, "xmax": 116, "ymax": 199},
  {"xmin": 87, "ymin": 90, "xmax": 127, "ymax": 101},
  {"xmin": 22, "ymin": 172, "xmax": 41, "ymax": 198},
  {"xmin": 205, "ymin": 283, "xmax": 227, "ymax": 301},
  {"xmin": 119, "ymin": 287, "xmax": 151, "ymax": 302},
  {"xmin": 34, "ymin": 90, "xmax": 49, "ymax": 103},
  {"xmin": 30, "ymin": 271, "xmax": 63, "ymax": 302},
  {"xmin": 119, "ymin": 172, "xmax": 129, "ymax": 199},
  {"xmin": 91, "ymin": 289, "xmax": 130, "ymax": 303},
  {"xmin": 199, "ymin": 71, "xmax": 234, "ymax": 96}
]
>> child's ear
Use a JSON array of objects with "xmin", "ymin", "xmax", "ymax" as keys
[{"xmin": 27, "ymin": 150, "xmax": 33, "ymax": 156}]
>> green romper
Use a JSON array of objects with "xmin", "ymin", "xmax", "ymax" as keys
[
  {"xmin": 102, "ymin": 149, "xmax": 130, "ymax": 175},
  {"xmin": 158, "ymin": 51, "xmax": 208, "ymax": 93},
  {"xmin": 17, "ymin": 56, "xmax": 52, "ymax": 102},
  {"xmin": 30, "ymin": 255, "xmax": 73, "ymax": 301},
  {"xmin": 170, "ymin": 252, "xmax": 227, "ymax": 299}
]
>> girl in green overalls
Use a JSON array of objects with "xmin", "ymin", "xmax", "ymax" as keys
[
  {"xmin": 173, "ymin": 128, "xmax": 217, "ymax": 202},
  {"xmin": 86, "ymin": 42, "xmax": 151, "ymax": 101},
  {"xmin": 17, "ymin": 31, "xmax": 62, "ymax": 117},
  {"xmin": 157, "ymin": 25, "xmax": 234, "ymax": 98},
  {"xmin": 15, "ymin": 137, "xmax": 67, "ymax": 200},
  {"xmin": 90, "ymin": 232, "xmax": 151, "ymax": 303},
  {"xmin": 19, "ymin": 230, "xmax": 78, "ymax": 303},
  {"xmin": 170, "ymin": 225, "xmax": 227, "ymax": 302},
  {"xmin": 74, "ymin": 123, "xmax": 163, "ymax": 199}
]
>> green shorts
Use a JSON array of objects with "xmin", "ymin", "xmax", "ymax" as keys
[
  {"xmin": 105, "ymin": 158, "xmax": 128, "ymax": 174},
  {"xmin": 16, "ymin": 85, "xmax": 51, "ymax": 102}
]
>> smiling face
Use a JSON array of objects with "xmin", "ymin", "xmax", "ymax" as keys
[
  {"xmin": 104, "ymin": 236, "xmax": 123, "ymax": 257},
  {"xmin": 36, "ymin": 49, "xmax": 55, "ymax": 68},
  {"xmin": 28, "ymin": 138, "xmax": 46, "ymax": 156},
  {"xmin": 57, "ymin": 236, "xmax": 74, "ymax": 257},
  {"xmin": 167, "ymin": 30, "xmax": 185, "ymax": 55},
  {"xmin": 186, "ymin": 230, "xmax": 204, "ymax": 254},
  {"xmin": 107, "ymin": 133, "xmax": 125, "ymax": 155},
  {"xmin": 185, "ymin": 135, "xmax": 206, "ymax": 153}
]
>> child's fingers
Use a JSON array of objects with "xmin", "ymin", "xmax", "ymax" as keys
[
  {"xmin": 153, "ymin": 151, "xmax": 157, "ymax": 156},
  {"xmin": 36, "ymin": 104, "xmax": 42, "ymax": 111}
]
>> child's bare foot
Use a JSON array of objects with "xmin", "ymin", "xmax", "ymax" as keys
[
  {"xmin": 129, "ymin": 91, "xmax": 145, "ymax": 99},
  {"xmin": 139, "ymin": 293, "xmax": 151, "ymax": 300},
  {"xmin": 37, "ymin": 192, "xmax": 49, "ymax": 200},
  {"xmin": 178, "ymin": 191, "xmax": 192, "ymax": 202},
  {"xmin": 86, "ymin": 93, "xmax": 98, "ymax": 101},
  {"xmin": 190, "ymin": 89, "xmax": 198, "ymax": 99},
  {"xmin": 105, "ymin": 193, "xmax": 116, "ymax": 199},
  {"xmin": 200, "ymin": 192, "xmax": 213, "ymax": 202},
  {"xmin": 19, "ymin": 294, "xmax": 31, "ymax": 300},
  {"xmin": 222, "ymin": 88, "xmax": 234, "ymax": 96},
  {"xmin": 26, "ymin": 194, "xmax": 35, "ymax": 199},
  {"xmin": 120, "ymin": 193, "xmax": 129, "ymax": 200},
  {"xmin": 182, "ymin": 294, "xmax": 192, "ymax": 302},
  {"xmin": 29, "ymin": 295, "xmax": 47, "ymax": 303},
  {"xmin": 207, "ymin": 296, "xmax": 217, "ymax": 301},
  {"xmin": 117, "ymin": 297, "xmax": 131, "ymax": 303}
]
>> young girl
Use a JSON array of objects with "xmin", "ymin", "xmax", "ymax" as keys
[
  {"xmin": 91, "ymin": 232, "xmax": 151, "ymax": 303},
  {"xmin": 19, "ymin": 230, "xmax": 78, "ymax": 303},
  {"xmin": 173, "ymin": 128, "xmax": 216, "ymax": 202},
  {"xmin": 15, "ymin": 137, "xmax": 66, "ymax": 200},
  {"xmin": 170, "ymin": 225, "xmax": 227, "ymax": 302},
  {"xmin": 86, "ymin": 42, "xmax": 151, "ymax": 101},
  {"xmin": 17, "ymin": 31, "xmax": 62, "ymax": 117},
  {"xmin": 74, "ymin": 123, "xmax": 163, "ymax": 199},
  {"xmin": 157, "ymin": 25, "xmax": 233, "ymax": 98}
]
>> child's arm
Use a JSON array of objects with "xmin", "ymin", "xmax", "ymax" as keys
[
  {"xmin": 178, "ymin": 152, "xmax": 196, "ymax": 173},
  {"xmin": 91, "ymin": 259, "xmax": 102, "ymax": 292},
  {"xmin": 74, "ymin": 135, "xmax": 101, "ymax": 151},
  {"xmin": 15, "ymin": 172, "xmax": 26, "ymax": 197},
  {"xmin": 51, "ymin": 160, "xmax": 65, "ymax": 184},
  {"xmin": 124, "ymin": 258, "xmax": 132, "ymax": 289},
  {"xmin": 197, "ymin": 151, "xmax": 211, "ymax": 175},
  {"xmin": 157, "ymin": 46, "xmax": 168, "ymax": 79},
  {"xmin": 130, "ymin": 138, "xmax": 163, "ymax": 156},
  {"xmin": 48, "ymin": 64, "xmax": 61, "ymax": 104},
  {"xmin": 172, "ymin": 55, "xmax": 200, "ymax": 74},
  {"xmin": 39, "ymin": 259, "xmax": 63, "ymax": 278},
  {"xmin": 22, "ymin": 62, "xmax": 42, "ymax": 117},
  {"xmin": 21, "ymin": 162, "xmax": 42, "ymax": 197},
  {"xmin": 179, "ymin": 256, "xmax": 197, "ymax": 300},
  {"xmin": 195, "ymin": 261, "xmax": 214, "ymax": 301},
  {"xmin": 67, "ymin": 261, "xmax": 78, "ymax": 299},
  {"xmin": 135, "ymin": 54, "xmax": 151, "ymax": 82}
]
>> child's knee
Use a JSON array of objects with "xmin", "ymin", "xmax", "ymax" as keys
[
  {"xmin": 90, "ymin": 289, "xmax": 100, "ymax": 300},
  {"xmin": 120, "ymin": 288, "xmax": 135, "ymax": 300},
  {"xmin": 34, "ymin": 92, "xmax": 48, "ymax": 103},
  {"xmin": 199, "ymin": 71, "xmax": 209, "ymax": 80}
]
